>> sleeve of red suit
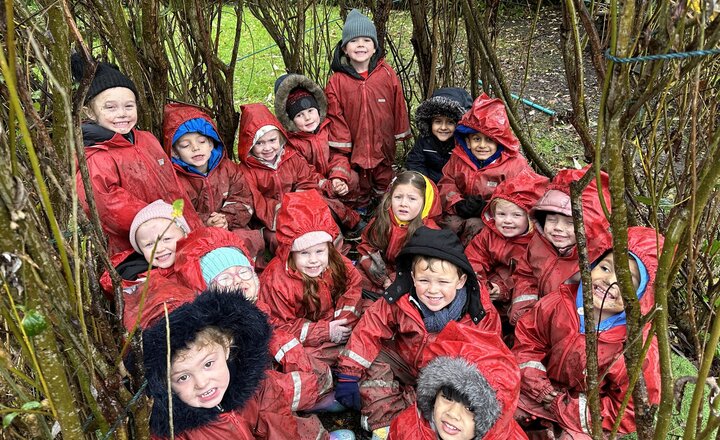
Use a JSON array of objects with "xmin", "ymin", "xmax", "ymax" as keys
[{"xmin": 512, "ymin": 302, "xmax": 557, "ymax": 404}]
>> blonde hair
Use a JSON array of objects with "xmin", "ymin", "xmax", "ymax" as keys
[
  {"xmin": 411, "ymin": 255, "xmax": 464, "ymax": 279},
  {"xmin": 173, "ymin": 326, "xmax": 233, "ymax": 363},
  {"xmin": 490, "ymin": 198, "xmax": 533, "ymax": 233}
]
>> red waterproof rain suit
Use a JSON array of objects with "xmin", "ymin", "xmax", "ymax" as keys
[
  {"xmin": 509, "ymin": 167, "xmax": 612, "ymax": 325},
  {"xmin": 465, "ymin": 169, "xmax": 549, "ymax": 315},
  {"xmin": 258, "ymin": 191, "xmax": 362, "ymax": 375},
  {"xmin": 390, "ymin": 321, "xmax": 527, "ymax": 440},
  {"xmin": 77, "ymin": 127, "xmax": 200, "ymax": 255},
  {"xmin": 512, "ymin": 227, "xmax": 662, "ymax": 438},
  {"xmin": 326, "ymin": 46, "xmax": 411, "ymax": 202}
]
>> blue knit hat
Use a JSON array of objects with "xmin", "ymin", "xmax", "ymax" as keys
[
  {"xmin": 200, "ymin": 247, "xmax": 251, "ymax": 284},
  {"xmin": 342, "ymin": 9, "xmax": 378, "ymax": 48}
]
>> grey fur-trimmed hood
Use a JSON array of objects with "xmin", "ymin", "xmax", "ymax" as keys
[
  {"xmin": 274, "ymin": 73, "xmax": 328, "ymax": 132},
  {"xmin": 415, "ymin": 87, "xmax": 473, "ymax": 137},
  {"xmin": 416, "ymin": 356, "xmax": 501, "ymax": 439}
]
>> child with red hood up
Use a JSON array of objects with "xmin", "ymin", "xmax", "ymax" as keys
[
  {"xmin": 509, "ymin": 167, "xmax": 612, "ymax": 325},
  {"xmin": 236, "ymin": 103, "xmax": 348, "ymax": 253},
  {"xmin": 390, "ymin": 321, "xmax": 527, "ymax": 440},
  {"xmin": 465, "ymin": 169, "xmax": 548, "ymax": 325},
  {"xmin": 257, "ymin": 190, "xmax": 363, "ymax": 407},
  {"xmin": 162, "ymin": 102, "xmax": 264, "ymax": 259},
  {"xmin": 438, "ymin": 93, "xmax": 530, "ymax": 245},
  {"xmin": 512, "ymin": 227, "xmax": 662, "ymax": 439}
]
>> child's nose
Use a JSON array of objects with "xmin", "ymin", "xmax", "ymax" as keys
[
  {"xmin": 195, "ymin": 373, "xmax": 210, "ymax": 389},
  {"xmin": 445, "ymin": 401, "xmax": 463, "ymax": 419}
]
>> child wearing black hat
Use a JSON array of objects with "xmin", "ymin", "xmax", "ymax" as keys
[
  {"xmin": 333, "ymin": 226, "xmax": 501, "ymax": 439},
  {"xmin": 274, "ymin": 73, "xmax": 364, "ymax": 235},
  {"xmin": 405, "ymin": 87, "xmax": 473, "ymax": 183},
  {"xmin": 325, "ymin": 9, "xmax": 411, "ymax": 209},
  {"xmin": 71, "ymin": 54, "xmax": 200, "ymax": 256}
]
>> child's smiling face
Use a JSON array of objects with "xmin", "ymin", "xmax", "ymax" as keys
[
  {"xmin": 292, "ymin": 242, "xmax": 330, "ymax": 278},
  {"xmin": 431, "ymin": 116, "xmax": 457, "ymax": 142},
  {"xmin": 170, "ymin": 340, "xmax": 230, "ymax": 408},
  {"xmin": 135, "ymin": 218, "xmax": 186, "ymax": 268},
  {"xmin": 88, "ymin": 87, "xmax": 138, "ymax": 134},
  {"xmin": 412, "ymin": 257, "xmax": 467, "ymax": 312},
  {"xmin": 293, "ymin": 107, "xmax": 321, "ymax": 133},
  {"xmin": 465, "ymin": 132, "xmax": 498, "ymax": 161},
  {"xmin": 173, "ymin": 132, "xmax": 214, "ymax": 173},
  {"xmin": 342, "ymin": 37, "xmax": 376, "ymax": 70},
  {"xmin": 492, "ymin": 199, "xmax": 529, "ymax": 238},
  {"xmin": 251, "ymin": 129, "xmax": 283, "ymax": 162},
  {"xmin": 590, "ymin": 252, "xmax": 640, "ymax": 315},
  {"xmin": 433, "ymin": 390, "xmax": 476, "ymax": 440},
  {"xmin": 543, "ymin": 213, "xmax": 577, "ymax": 250}
]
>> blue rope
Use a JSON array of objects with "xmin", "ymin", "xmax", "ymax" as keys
[{"xmin": 604, "ymin": 47, "xmax": 720, "ymax": 64}]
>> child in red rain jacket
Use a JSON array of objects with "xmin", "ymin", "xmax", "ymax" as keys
[
  {"xmin": 142, "ymin": 289, "xmax": 349, "ymax": 440},
  {"xmin": 509, "ymin": 167, "xmax": 612, "ymax": 325},
  {"xmin": 274, "ymin": 74, "xmax": 363, "ymax": 234},
  {"xmin": 162, "ymin": 102, "xmax": 264, "ymax": 259},
  {"xmin": 325, "ymin": 9, "xmax": 411, "ymax": 207},
  {"xmin": 513, "ymin": 227, "xmax": 662, "ymax": 439},
  {"xmin": 438, "ymin": 93, "xmax": 530, "ymax": 245},
  {"xmin": 357, "ymin": 171, "xmax": 442, "ymax": 299},
  {"xmin": 465, "ymin": 169, "xmax": 548, "ymax": 323},
  {"xmin": 236, "ymin": 103, "xmax": 343, "ymax": 253},
  {"xmin": 71, "ymin": 55, "xmax": 200, "ymax": 255},
  {"xmin": 258, "ymin": 190, "xmax": 363, "ymax": 401},
  {"xmin": 390, "ymin": 322, "xmax": 527, "ymax": 440},
  {"xmin": 334, "ymin": 227, "xmax": 501, "ymax": 438}
]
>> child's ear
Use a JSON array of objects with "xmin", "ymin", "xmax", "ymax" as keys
[
  {"xmin": 82, "ymin": 105, "xmax": 96, "ymax": 121},
  {"xmin": 456, "ymin": 273, "xmax": 467, "ymax": 290}
]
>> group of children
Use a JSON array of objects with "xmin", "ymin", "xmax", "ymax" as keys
[{"xmin": 72, "ymin": 7, "xmax": 663, "ymax": 440}]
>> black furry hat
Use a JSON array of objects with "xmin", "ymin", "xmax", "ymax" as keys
[
  {"xmin": 416, "ymin": 356, "xmax": 501, "ymax": 438},
  {"xmin": 382, "ymin": 226, "xmax": 486, "ymax": 324},
  {"xmin": 142, "ymin": 289, "xmax": 272, "ymax": 437},
  {"xmin": 71, "ymin": 52, "xmax": 138, "ymax": 104},
  {"xmin": 415, "ymin": 87, "xmax": 473, "ymax": 137},
  {"xmin": 274, "ymin": 73, "xmax": 328, "ymax": 132}
]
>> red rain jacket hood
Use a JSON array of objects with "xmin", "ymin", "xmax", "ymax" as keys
[
  {"xmin": 389, "ymin": 321, "xmax": 526, "ymax": 440},
  {"xmin": 457, "ymin": 93, "xmax": 520, "ymax": 150},
  {"xmin": 162, "ymin": 102, "xmax": 221, "ymax": 155},
  {"xmin": 236, "ymin": 103, "xmax": 290, "ymax": 163},
  {"xmin": 173, "ymin": 227, "xmax": 254, "ymax": 292}
]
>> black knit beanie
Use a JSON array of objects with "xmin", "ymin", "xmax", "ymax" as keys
[{"xmin": 71, "ymin": 53, "xmax": 138, "ymax": 104}]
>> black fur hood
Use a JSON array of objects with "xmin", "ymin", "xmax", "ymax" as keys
[
  {"xmin": 274, "ymin": 73, "xmax": 329, "ymax": 132},
  {"xmin": 415, "ymin": 87, "xmax": 473, "ymax": 137},
  {"xmin": 142, "ymin": 289, "xmax": 272, "ymax": 437}
]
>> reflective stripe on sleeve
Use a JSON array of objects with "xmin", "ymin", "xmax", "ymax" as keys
[
  {"xmin": 274, "ymin": 338, "xmax": 300, "ymax": 363},
  {"xmin": 300, "ymin": 322, "xmax": 311, "ymax": 343},
  {"xmin": 513, "ymin": 294, "xmax": 539, "ymax": 304},
  {"xmin": 518, "ymin": 361, "xmax": 547, "ymax": 372},
  {"xmin": 579, "ymin": 393, "xmax": 590, "ymax": 434},
  {"xmin": 290, "ymin": 371, "xmax": 302, "ymax": 411},
  {"xmin": 334, "ymin": 306, "xmax": 359, "ymax": 317},
  {"xmin": 329, "ymin": 141, "xmax": 352, "ymax": 149},
  {"xmin": 341, "ymin": 349, "xmax": 372, "ymax": 369}
]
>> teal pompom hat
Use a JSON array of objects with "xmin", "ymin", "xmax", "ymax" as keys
[{"xmin": 200, "ymin": 247, "xmax": 251, "ymax": 284}]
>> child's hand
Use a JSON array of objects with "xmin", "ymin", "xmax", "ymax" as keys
[
  {"xmin": 329, "ymin": 318, "xmax": 351, "ymax": 343},
  {"xmin": 331, "ymin": 178, "xmax": 349, "ymax": 196},
  {"xmin": 489, "ymin": 282, "xmax": 501, "ymax": 300},
  {"xmin": 542, "ymin": 390, "xmax": 559, "ymax": 409},
  {"xmin": 206, "ymin": 212, "xmax": 228, "ymax": 229},
  {"xmin": 514, "ymin": 407, "xmax": 537, "ymax": 427},
  {"xmin": 382, "ymin": 277, "xmax": 392, "ymax": 289}
]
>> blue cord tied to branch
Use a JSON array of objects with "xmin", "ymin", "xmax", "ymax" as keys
[{"xmin": 604, "ymin": 47, "xmax": 720, "ymax": 63}]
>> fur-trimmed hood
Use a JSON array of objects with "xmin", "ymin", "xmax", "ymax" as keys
[
  {"xmin": 416, "ymin": 321, "xmax": 523, "ymax": 440},
  {"xmin": 383, "ymin": 226, "xmax": 487, "ymax": 325},
  {"xmin": 143, "ymin": 289, "xmax": 272, "ymax": 437},
  {"xmin": 274, "ymin": 74, "xmax": 328, "ymax": 132},
  {"xmin": 415, "ymin": 87, "xmax": 473, "ymax": 137}
]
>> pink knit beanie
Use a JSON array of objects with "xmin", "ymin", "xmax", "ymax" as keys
[
  {"xmin": 129, "ymin": 199, "xmax": 191, "ymax": 253},
  {"xmin": 532, "ymin": 189, "xmax": 572, "ymax": 217},
  {"xmin": 291, "ymin": 231, "xmax": 333, "ymax": 252}
]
